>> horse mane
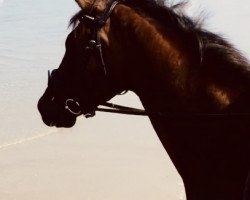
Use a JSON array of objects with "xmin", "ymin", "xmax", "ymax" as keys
[
  {"xmin": 69, "ymin": 0, "xmax": 198, "ymax": 30},
  {"xmin": 125, "ymin": 0, "xmax": 199, "ymax": 30},
  {"xmin": 70, "ymin": 0, "xmax": 250, "ymax": 86}
]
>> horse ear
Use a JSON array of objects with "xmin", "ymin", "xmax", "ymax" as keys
[
  {"xmin": 75, "ymin": 0, "xmax": 85, "ymax": 9},
  {"xmin": 75, "ymin": 0, "xmax": 93, "ymax": 9},
  {"xmin": 75, "ymin": 0, "xmax": 107, "ymax": 12}
]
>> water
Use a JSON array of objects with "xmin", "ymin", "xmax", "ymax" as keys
[
  {"xmin": 0, "ymin": 0, "xmax": 250, "ymax": 199},
  {"xmin": 0, "ymin": 0, "xmax": 78, "ymax": 145}
]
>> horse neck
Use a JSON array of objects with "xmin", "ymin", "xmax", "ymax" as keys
[
  {"xmin": 108, "ymin": 5, "xmax": 193, "ymax": 111},
  {"xmin": 108, "ymin": 4, "xmax": 250, "ymax": 113}
]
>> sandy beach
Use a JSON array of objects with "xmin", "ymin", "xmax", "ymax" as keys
[{"xmin": 0, "ymin": 116, "xmax": 183, "ymax": 200}]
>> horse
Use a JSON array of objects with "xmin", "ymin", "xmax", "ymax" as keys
[{"xmin": 38, "ymin": 0, "xmax": 250, "ymax": 199}]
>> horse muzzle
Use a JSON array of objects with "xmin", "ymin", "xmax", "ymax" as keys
[{"xmin": 37, "ymin": 96, "xmax": 77, "ymax": 128}]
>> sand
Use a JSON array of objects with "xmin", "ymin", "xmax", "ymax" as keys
[{"xmin": 0, "ymin": 116, "xmax": 184, "ymax": 200}]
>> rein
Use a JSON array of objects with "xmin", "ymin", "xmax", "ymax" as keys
[
  {"xmin": 97, "ymin": 102, "xmax": 147, "ymax": 116},
  {"xmin": 64, "ymin": 97, "xmax": 147, "ymax": 117},
  {"xmin": 65, "ymin": 98, "xmax": 250, "ymax": 119}
]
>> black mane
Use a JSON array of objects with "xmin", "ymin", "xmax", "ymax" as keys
[
  {"xmin": 128, "ymin": 0, "xmax": 250, "ymax": 82},
  {"xmin": 69, "ymin": 0, "xmax": 197, "ymax": 30},
  {"xmin": 126, "ymin": 0, "xmax": 199, "ymax": 29}
]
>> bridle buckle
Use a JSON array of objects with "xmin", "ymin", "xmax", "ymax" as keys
[
  {"xmin": 65, "ymin": 99, "xmax": 82, "ymax": 115},
  {"xmin": 85, "ymin": 40, "xmax": 97, "ymax": 50}
]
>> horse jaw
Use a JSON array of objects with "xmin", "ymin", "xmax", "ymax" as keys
[{"xmin": 75, "ymin": 0, "xmax": 107, "ymax": 12}]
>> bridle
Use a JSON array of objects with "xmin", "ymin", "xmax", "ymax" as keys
[{"xmin": 78, "ymin": 0, "xmax": 149, "ymax": 117}]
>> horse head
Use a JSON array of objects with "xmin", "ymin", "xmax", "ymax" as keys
[{"xmin": 38, "ymin": 0, "xmax": 127, "ymax": 127}]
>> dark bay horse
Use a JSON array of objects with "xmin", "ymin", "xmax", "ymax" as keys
[{"xmin": 38, "ymin": 0, "xmax": 250, "ymax": 199}]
